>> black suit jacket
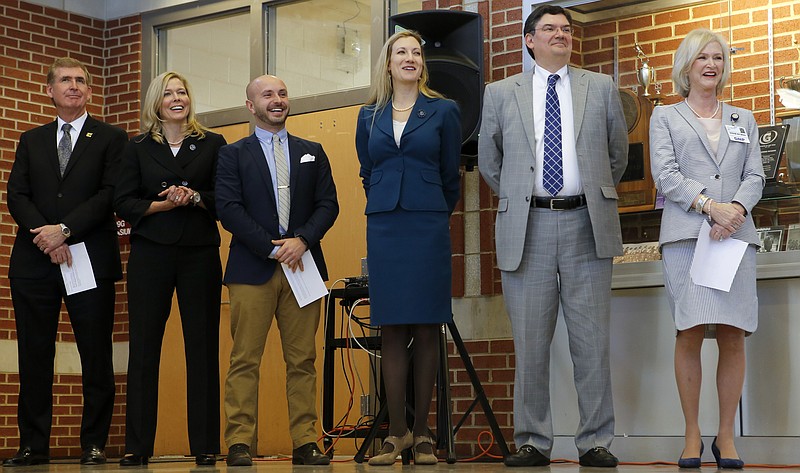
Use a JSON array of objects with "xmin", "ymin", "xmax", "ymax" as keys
[
  {"xmin": 216, "ymin": 132, "xmax": 339, "ymax": 284},
  {"xmin": 114, "ymin": 132, "xmax": 227, "ymax": 246},
  {"xmin": 7, "ymin": 115, "xmax": 127, "ymax": 280}
]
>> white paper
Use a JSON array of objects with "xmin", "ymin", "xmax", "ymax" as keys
[
  {"xmin": 282, "ymin": 250, "xmax": 327, "ymax": 307},
  {"xmin": 690, "ymin": 220, "xmax": 748, "ymax": 292},
  {"xmin": 60, "ymin": 242, "xmax": 97, "ymax": 295}
]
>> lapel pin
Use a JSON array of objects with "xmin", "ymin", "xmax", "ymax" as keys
[
  {"xmin": 417, "ymin": 110, "xmax": 426, "ymax": 118},
  {"xmin": 189, "ymin": 144, "xmax": 196, "ymax": 151},
  {"xmin": 86, "ymin": 132, "xmax": 93, "ymax": 137},
  {"xmin": 730, "ymin": 113, "xmax": 739, "ymax": 122}
]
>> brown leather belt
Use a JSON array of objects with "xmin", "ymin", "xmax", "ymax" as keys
[{"xmin": 531, "ymin": 194, "xmax": 587, "ymax": 210}]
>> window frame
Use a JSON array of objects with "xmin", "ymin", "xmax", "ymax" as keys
[{"xmin": 142, "ymin": 0, "xmax": 396, "ymax": 128}]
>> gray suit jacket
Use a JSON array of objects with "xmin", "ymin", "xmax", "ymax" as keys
[
  {"xmin": 650, "ymin": 101, "xmax": 765, "ymax": 246},
  {"xmin": 478, "ymin": 66, "xmax": 628, "ymax": 270}
]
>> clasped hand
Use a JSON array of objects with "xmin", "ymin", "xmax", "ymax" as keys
[
  {"xmin": 31, "ymin": 224, "xmax": 73, "ymax": 266},
  {"xmin": 272, "ymin": 237, "xmax": 308, "ymax": 272},
  {"xmin": 708, "ymin": 202, "xmax": 745, "ymax": 241},
  {"xmin": 158, "ymin": 185, "xmax": 194, "ymax": 210}
]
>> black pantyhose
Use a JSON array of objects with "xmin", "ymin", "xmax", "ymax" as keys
[{"xmin": 380, "ymin": 324, "xmax": 440, "ymax": 454}]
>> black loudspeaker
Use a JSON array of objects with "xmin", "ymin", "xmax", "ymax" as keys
[{"xmin": 389, "ymin": 10, "xmax": 484, "ymax": 168}]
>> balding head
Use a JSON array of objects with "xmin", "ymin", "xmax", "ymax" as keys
[
  {"xmin": 245, "ymin": 75, "xmax": 290, "ymax": 133},
  {"xmin": 246, "ymin": 75, "xmax": 286, "ymax": 101}
]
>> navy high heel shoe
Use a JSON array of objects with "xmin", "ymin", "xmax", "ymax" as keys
[
  {"xmin": 677, "ymin": 440, "xmax": 704, "ymax": 468},
  {"xmin": 711, "ymin": 437, "xmax": 744, "ymax": 469}
]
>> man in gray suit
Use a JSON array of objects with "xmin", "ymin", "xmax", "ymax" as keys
[{"xmin": 478, "ymin": 4, "xmax": 628, "ymax": 468}]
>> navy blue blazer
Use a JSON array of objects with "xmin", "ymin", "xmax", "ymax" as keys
[
  {"xmin": 355, "ymin": 96, "xmax": 461, "ymax": 215},
  {"xmin": 114, "ymin": 132, "xmax": 227, "ymax": 246},
  {"xmin": 216, "ymin": 131, "xmax": 339, "ymax": 284}
]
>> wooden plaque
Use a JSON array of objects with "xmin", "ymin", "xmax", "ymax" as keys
[{"xmin": 616, "ymin": 88, "xmax": 655, "ymax": 213}]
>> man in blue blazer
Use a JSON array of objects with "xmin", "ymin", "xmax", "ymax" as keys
[
  {"xmin": 5, "ymin": 57, "xmax": 126, "ymax": 467},
  {"xmin": 478, "ymin": 5, "xmax": 628, "ymax": 468},
  {"xmin": 216, "ymin": 75, "xmax": 338, "ymax": 467}
]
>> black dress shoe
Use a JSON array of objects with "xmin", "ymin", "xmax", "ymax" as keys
[
  {"xmin": 195, "ymin": 454, "xmax": 217, "ymax": 466},
  {"xmin": 504, "ymin": 445, "xmax": 550, "ymax": 467},
  {"xmin": 226, "ymin": 444, "xmax": 252, "ymax": 467},
  {"xmin": 119, "ymin": 454, "xmax": 148, "ymax": 466},
  {"xmin": 579, "ymin": 446, "xmax": 619, "ymax": 467},
  {"xmin": 80, "ymin": 445, "xmax": 107, "ymax": 465},
  {"xmin": 291, "ymin": 442, "xmax": 330, "ymax": 465},
  {"xmin": 2, "ymin": 447, "xmax": 49, "ymax": 467}
]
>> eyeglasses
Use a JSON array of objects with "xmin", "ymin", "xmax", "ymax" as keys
[{"xmin": 536, "ymin": 24, "xmax": 573, "ymax": 35}]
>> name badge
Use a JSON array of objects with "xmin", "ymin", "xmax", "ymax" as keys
[{"xmin": 725, "ymin": 125, "xmax": 750, "ymax": 143}]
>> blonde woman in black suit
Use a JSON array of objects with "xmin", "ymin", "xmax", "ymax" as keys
[{"xmin": 115, "ymin": 71, "xmax": 226, "ymax": 466}]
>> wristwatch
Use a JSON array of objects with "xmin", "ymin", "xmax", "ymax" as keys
[
  {"xmin": 60, "ymin": 223, "xmax": 71, "ymax": 238},
  {"xmin": 190, "ymin": 191, "xmax": 201, "ymax": 206}
]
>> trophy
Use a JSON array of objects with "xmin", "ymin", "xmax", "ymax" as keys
[{"xmin": 635, "ymin": 43, "xmax": 662, "ymax": 105}]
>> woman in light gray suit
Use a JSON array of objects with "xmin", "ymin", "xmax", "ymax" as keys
[{"xmin": 650, "ymin": 29, "xmax": 764, "ymax": 470}]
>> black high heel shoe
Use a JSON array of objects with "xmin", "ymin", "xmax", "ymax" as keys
[
  {"xmin": 677, "ymin": 440, "xmax": 704, "ymax": 468},
  {"xmin": 711, "ymin": 437, "xmax": 744, "ymax": 469}
]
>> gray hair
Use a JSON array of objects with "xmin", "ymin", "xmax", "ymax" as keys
[{"xmin": 671, "ymin": 28, "xmax": 731, "ymax": 98}]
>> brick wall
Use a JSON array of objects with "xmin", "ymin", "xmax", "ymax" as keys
[
  {"xmin": 445, "ymin": 339, "xmax": 514, "ymax": 459},
  {"xmin": 580, "ymin": 0, "xmax": 799, "ymax": 123},
  {"xmin": 0, "ymin": 0, "xmax": 141, "ymax": 458}
]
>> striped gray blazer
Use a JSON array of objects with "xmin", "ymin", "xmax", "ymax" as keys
[{"xmin": 649, "ymin": 101, "xmax": 765, "ymax": 247}]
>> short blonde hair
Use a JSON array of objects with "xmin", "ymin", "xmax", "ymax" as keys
[
  {"xmin": 365, "ymin": 30, "xmax": 444, "ymax": 111},
  {"xmin": 671, "ymin": 28, "xmax": 731, "ymax": 98},
  {"xmin": 140, "ymin": 71, "xmax": 208, "ymax": 144}
]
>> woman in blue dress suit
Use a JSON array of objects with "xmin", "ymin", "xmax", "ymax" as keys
[
  {"xmin": 650, "ymin": 29, "xmax": 764, "ymax": 469},
  {"xmin": 355, "ymin": 30, "xmax": 461, "ymax": 465},
  {"xmin": 115, "ymin": 72, "xmax": 226, "ymax": 466}
]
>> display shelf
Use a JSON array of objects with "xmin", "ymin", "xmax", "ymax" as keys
[{"xmin": 613, "ymin": 194, "xmax": 800, "ymax": 286}]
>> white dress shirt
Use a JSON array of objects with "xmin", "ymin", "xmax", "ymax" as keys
[
  {"xmin": 55, "ymin": 112, "xmax": 88, "ymax": 150},
  {"xmin": 531, "ymin": 62, "xmax": 582, "ymax": 197}
]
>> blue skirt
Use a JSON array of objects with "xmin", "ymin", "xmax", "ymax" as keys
[{"xmin": 366, "ymin": 208, "xmax": 453, "ymax": 326}]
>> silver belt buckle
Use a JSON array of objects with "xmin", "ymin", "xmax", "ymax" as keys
[{"xmin": 550, "ymin": 198, "xmax": 565, "ymax": 210}]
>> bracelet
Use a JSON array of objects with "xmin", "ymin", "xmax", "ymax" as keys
[
  {"xmin": 695, "ymin": 194, "xmax": 709, "ymax": 214},
  {"xmin": 704, "ymin": 199, "xmax": 713, "ymax": 216}
]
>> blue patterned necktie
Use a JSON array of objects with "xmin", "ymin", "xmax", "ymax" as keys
[{"xmin": 542, "ymin": 74, "xmax": 563, "ymax": 196}]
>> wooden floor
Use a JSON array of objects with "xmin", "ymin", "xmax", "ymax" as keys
[{"xmin": 9, "ymin": 456, "xmax": 800, "ymax": 472}]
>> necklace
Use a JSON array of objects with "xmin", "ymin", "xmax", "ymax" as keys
[
  {"xmin": 167, "ymin": 137, "xmax": 184, "ymax": 146},
  {"xmin": 391, "ymin": 101, "xmax": 414, "ymax": 112},
  {"xmin": 685, "ymin": 100, "xmax": 720, "ymax": 119}
]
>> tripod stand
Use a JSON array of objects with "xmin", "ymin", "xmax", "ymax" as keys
[{"xmin": 353, "ymin": 320, "xmax": 510, "ymax": 463}]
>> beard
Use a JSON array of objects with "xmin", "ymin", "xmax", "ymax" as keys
[{"xmin": 254, "ymin": 106, "xmax": 288, "ymax": 128}]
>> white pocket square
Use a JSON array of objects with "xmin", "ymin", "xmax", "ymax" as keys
[{"xmin": 300, "ymin": 154, "xmax": 316, "ymax": 163}]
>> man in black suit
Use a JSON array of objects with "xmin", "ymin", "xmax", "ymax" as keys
[
  {"xmin": 216, "ymin": 75, "xmax": 338, "ymax": 467},
  {"xmin": 4, "ymin": 57, "xmax": 126, "ymax": 466}
]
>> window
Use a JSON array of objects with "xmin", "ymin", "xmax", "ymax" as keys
[
  {"xmin": 269, "ymin": 0, "xmax": 372, "ymax": 99},
  {"xmin": 157, "ymin": 11, "xmax": 250, "ymax": 113}
]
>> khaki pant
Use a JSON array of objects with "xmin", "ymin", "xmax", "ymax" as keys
[{"xmin": 223, "ymin": 270, "xmax": 322, "ymax": 449}]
